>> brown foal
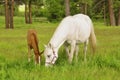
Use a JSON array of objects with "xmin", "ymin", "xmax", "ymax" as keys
[{"xmin": 27, "ymin": 29, "xmax": 43, "ymax": 64}]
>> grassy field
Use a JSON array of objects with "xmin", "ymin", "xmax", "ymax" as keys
[{"xmin": 0, "ymin": 16, "xmax": 120, "ymax": 80}]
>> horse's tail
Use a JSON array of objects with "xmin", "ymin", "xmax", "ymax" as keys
[{"xmin": 89, "ymin": 23, "xmax": 96, "ymax": 53}]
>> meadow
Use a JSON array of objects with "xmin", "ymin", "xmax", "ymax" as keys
[{"xmin": 0, "ymin": 16, "xmax": 120, "ymax": 80}]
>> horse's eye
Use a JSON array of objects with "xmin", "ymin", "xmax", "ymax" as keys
[{"xmin": 47, "ymin": 55, "xmax": 51, "ymax": 58}]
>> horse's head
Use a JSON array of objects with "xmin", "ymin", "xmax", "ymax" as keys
[{"xmin": 44, "ymin": 43, "xmax": 58, "ymax": 67}]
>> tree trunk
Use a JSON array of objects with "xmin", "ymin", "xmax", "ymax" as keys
[
  {"xmin": 25, "ymin": 2, "xmax": 29, "ymax": 23},
  {"xmin": 9, "ymin": 0, "xmax": 14, "ymax": 29},
  {"xmin": 28, "ymin": 0, "xmax": 32, "ymax": 24},
  {"xmin": 5, "ymin": 0, "xmax": 9, "ymax": 29},
  {"xmin": 118, "ymin": 8, "xmax": 120, "ymax": 26},
  {"xmin": 84, "ymin": 2, "xmax": 87, "ymax": 14},
  {"xmin": 65, "ymin": 0, "xmax": 70, "ymax": 16},
  {"xmin": 108, "ymin": 0, "xmax": 116, "ymax": 26},
  {"xmin": 5, "ymin": 0, "xmax": 14, "ymax": 29},
  {"xmin": 103, "ymin": 1, "xmax": 107, "ymax": 25},
  {"xmin": 25, "ymin": 1, "xmax": 32, "ymax": 24}
]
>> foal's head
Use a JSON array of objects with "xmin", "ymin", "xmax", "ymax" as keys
[{"xmin": 44, "ymin": 43, "xmax": 58, "ymax": 67}]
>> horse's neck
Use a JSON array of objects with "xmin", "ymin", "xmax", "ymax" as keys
[
  {"xmin": 50, "ymin": 25, "xmax": 68, "ymax": 49},
  {"xmin": 49, "ymin": 16, "xmax": 74, "ymax": 51}
]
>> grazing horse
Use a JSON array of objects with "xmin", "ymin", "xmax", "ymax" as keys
[
  {"xmin": 27, "ymin": 29, "xmax": 43, "ymax": 64},
  {"xmin": 44, "ymin": 14, "xmax": 96, "ymax": 66}
]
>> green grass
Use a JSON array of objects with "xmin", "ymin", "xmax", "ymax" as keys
[{"xmin": 0, "ymin": 16, "xmax": 120, "ymax": 80}]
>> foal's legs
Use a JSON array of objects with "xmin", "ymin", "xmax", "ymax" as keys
[
  {"xmin": 68, "ymin": 41, "xmax": 76, "ymax": 63},
  {"xmin": 34, "ymin": 54, "xmax": 39, "ymax": 64},
  {"xmin": 84, "ymin": 40, "xmax": 88, "ymax": 62},
  {"xmin": 28, "ymin": 46, "xmax": 31, "ymax": 62},
  {"xmin": 38, "ymin": 55, "xmax": 41, "ymax": 64},
  {"xmin": 34, "ymin": 50, "xmax": 40, "ymax": 64}
]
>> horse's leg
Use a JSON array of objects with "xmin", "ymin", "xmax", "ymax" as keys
[
  {"xmin": 75, "ymin": 44, "xmax": 79, "ymax": 63},
  {"xmin": 64, "ymin": 42, "xmax": 70, "ymax": 58},
  {"xmin": 84, "ymin": 40, "xmax": 88, "ymax": 62},
  {"xmin": 28, "ymin": 46, "xmax": 31, "ymax": 62},
  {"xmin": 69, "ymin": 41, "xmax": 76, "ymax": 63}
]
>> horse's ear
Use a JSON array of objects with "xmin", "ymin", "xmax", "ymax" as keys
[{"xmin": 48, "ymin": 43, "xmax": 52, "ymax": 48}]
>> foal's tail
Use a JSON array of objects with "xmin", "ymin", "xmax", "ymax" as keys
[{"xmin": 89, "ymin": 23, "xmax": 96, "ymax": 53}]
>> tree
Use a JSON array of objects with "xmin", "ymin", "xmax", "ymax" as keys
[
  {"xmin": 15, "ymin": 0, "xmax": 44, "ymax": 23},
  {"xmin": 24, "ymin": 0, "xmax": 32, "ymax": 24},
  {"xmin": 24, "ymin": 1, "xmax": 29, "ymax": 23},
  {"xmin": 118, "ymin": 8, "xmax": 120, "ymax": 26},
  {"xmin": 45, "ymin": 0, "xmax": 64, "ymax": 22},
  {"xmin": 28, "ymin": 0, "xmax": 32, "ymax": 23},
  {"xmin": 78, "ymin": 0, "xmax": 93, "ymax": 15},
  {"xmin": 108, "ymin": 0, "xmax": 116, "ymax": 26},
  {"xmin": 114, "ymin": 0, "xmax": 120, "ymax": 26},
  {"xmin": 65, "ymin": 0, "xmax": 70, "ymax": 16},
  {"xmin": 5, "ymin": 0, "xmax": 9, "ymax": 29},
  {"xmin": 93, "ymin": 0, "xmax": 120, "ymax": 26},
  {"xmin": 93, "ymin": 0, "xmax": 107, "ymax": 24},
  {"xmin": 10, "ymin": 0, "xmax": 14, "ymax": 28},
  {"xmin": 5, "ymin": 0, "xmax": 14, "ymax": 29},
  {"xmin": 23, "ymin": 0, "xmax": 43, "ymax": 23}
]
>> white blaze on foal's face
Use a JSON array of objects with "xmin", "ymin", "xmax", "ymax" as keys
[{"xmin": 44, "ymin": 44, "xmax": 58, "ymax": 67}]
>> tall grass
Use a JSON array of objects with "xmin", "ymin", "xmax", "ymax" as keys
[{"xmin": 0, "ymin": 16, "xmax": 120, "ymax": 80}]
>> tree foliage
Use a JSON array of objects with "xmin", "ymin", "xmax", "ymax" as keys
[
  {"xmin": 0, "ymin": 0, "xmax": 120, "ymax": 25},
  {"xmin": 45, "ymin": 0, "xmax": 65, "ymax": 22}
]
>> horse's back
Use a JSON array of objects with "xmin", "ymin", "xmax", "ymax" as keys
[
  {"xmin": 61, "ymin": 14, "xmax": 92, "ymax": 31},
  {"xmin": 66, "ymin": 14, "xmax": 92, "ymax": 42},
  {"xmin": 73, "ymin": 14, "xmax": 92, "ymax": 26}
]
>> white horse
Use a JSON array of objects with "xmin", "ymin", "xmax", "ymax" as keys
[{"xmin": 44, "ymin": 14, "xmax": 96, "ymax": 66}]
